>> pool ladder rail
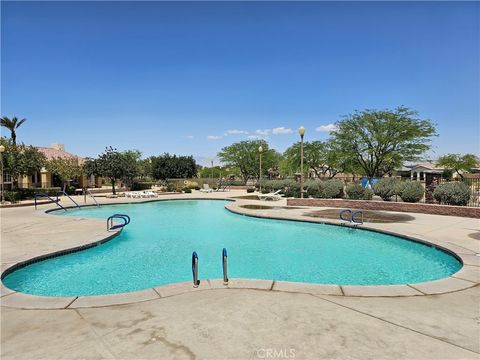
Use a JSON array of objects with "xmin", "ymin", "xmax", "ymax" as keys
[
  {"xmin": 34, "ymin": 192, "xmax": 67, "ymax": 211},
  {"xmin": 192, "ymin": 252, "xmax": 200, "ymax": 287},
  {"xmin": 339, "ymin": 208, "xmax": 364, "ymax": 226},
  {"xmin": 85, "ymin": 188, "xmax": 100, "ymax": 207},
  {"xmin": 191, "ymin": 248, "xmax": 229, "ymax": 288},
  {"xmin": 107, "ymin": 214, "xmax": 131, "ymax": 230}
]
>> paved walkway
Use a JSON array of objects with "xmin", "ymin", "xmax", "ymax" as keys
[{"xmin": 1, "ymin": 191, "xmax": 479, "ymax": 359}]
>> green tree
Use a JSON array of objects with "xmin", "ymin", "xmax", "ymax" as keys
[
  {"xmin": 282, "ymin": 140, "xmax": 358, "ymax": 178},
  {"xmin": 0, "ymin": 138, "xmax": 45, "ymax": 190},
  {"xmin": 121, "ymin": 150, "xmax": 142, "ymax": 188},
  {"xmin": 46, "ymin": 157, "xmax": 83, "ymax": 191},
  {"xmin": 1, "ymin": 116, "xmax": 27, "ymax": 145},
  {"xmin": 437, "ymin": 154, "xmax": 478, "ymax": 179},
  {"xmin": 93, "ymin": 147, "xmax": 141, "ymax": 194},
  {"xmin": 217, "ymin": 140, "xmax": 278, "ymax": 184},
  {"xmin": 151, "ymin": 153, "xmax": 197, "ymax": 181},
  {"xmin": 330, "ymin": 106, "xmax": 437, "ymax": 178}
]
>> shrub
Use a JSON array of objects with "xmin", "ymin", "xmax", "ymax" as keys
[
  {"xmin": 4, "ymin": 191, "xmax": 20, "ymax": 203},
  {"xmin": 398, "ymin": 181, "xmax": 424, "ymax": 203},
  {"xmin": 184, "ymin": 181, "xmax": 198, "ymax": 189},
  {"xmin": 323, "ymin": 179, "xmax": 344, "ymax": 198},
  {"xmin": 363, "ymin": 188, "xmax": 374, "ymax": 200},
  {"xmin": 282, "ymin": 179, "xmax": 301, "ymax": 197},
  {"xmin": 345, "ymin": 183, "xmax": 372, "ymax": 200},
  {"xmin": 166, "ymin": 182, "xmax": 176, "ymax": 192},
  {"xmin": 433, "ymin": 182, "xmax": 471, "ymax": 206},
  {"xmin": 131, "ymin": 182, "xmax": 155, "ymax": 191},
  {"xmin": 182, "ymin": 187, "xmax": 192, "ymax": 193},
  {"xmin": 246, "ymin": 187, "xmax": 255, "ymax": 193},
  {"xmin": 373, "ymin": 178, "xmax": 401, "ymax": 201},
  {"xmin": 305, "ymin": 180, "xmax": 322, "ymax": 198},
  {"xmin": 14, "ymin": 187, "xmax": 62, "ymax": 200}
]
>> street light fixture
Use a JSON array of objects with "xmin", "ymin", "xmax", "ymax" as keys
[
  {"xmin": 298, "ymin": 126, "xmax": 305, "ymax": 199},
  {"xmin": 0, "ymin": 145, "xmax": 5, "ymax": 204},
  {"xmin": 258, "ymin": 145, "xmax": 263, "ymax": 193}
]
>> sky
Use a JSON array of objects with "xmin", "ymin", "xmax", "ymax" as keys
[{"xmin": 1, "ymin": 1, "xmax": 479, "ymax": 165}]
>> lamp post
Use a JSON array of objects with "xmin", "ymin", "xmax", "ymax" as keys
[
  {"xmin": 258, "ymin": 145, "xmax": 263, "ymax": 193},
  {"xmin": 298, "ymin": 126, "xmax": 305, "ymax": 198},
  {"xmin": 0, "ymin": 145, "xmax": 5, "ymax": 204}
]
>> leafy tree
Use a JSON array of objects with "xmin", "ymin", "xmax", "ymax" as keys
[
  {"xmin": 46, "ymin": 157, "xmax": 83, "ymax": 191},
  {"xmin": 93, "ymin": 147, "xmax": 141, "ymax": 194},
  {"xmin": 437, "ymin": 154, "xmax": 478, "ymax": 179},
  {"xmin": 151, "ymin": 153, "xmax": 197, "ymax": 181},
  {"xmin": 281, "ymin": 140, "xmax": 360, "ymax": 178},
  {"xmin": 330, "ymin": 106, "xmax": 437, "ymax": 178},
  {"xmin": 121, "ymin": 150, "xmax": 142, "ymax": 188},
  {"xmin": 137, "ymin": 158, "xmax": 153, "ymax": 180},
  {"xmin": 217, "ymin": 140, "xmax": 279, "ymax": 184},
  {"xmin": 1, "ymin": 116, "xmax": 27, "ymax": 145},
  {"xmin": 0, "ymin": 138, "xmax": 45, "ymax": 190},
  {"xmin": 198, "ymin": 166, "xmax": 232, "ymax": 179}
]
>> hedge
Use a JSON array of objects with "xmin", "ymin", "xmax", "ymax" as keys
[{"xmin": 433, "ymin": 182, "xmax": 471, "ymax": 206}]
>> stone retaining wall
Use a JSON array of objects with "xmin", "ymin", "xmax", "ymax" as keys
[{"xmin": 287, "ymin": 198, "xmax": 480, "ymax": 218}]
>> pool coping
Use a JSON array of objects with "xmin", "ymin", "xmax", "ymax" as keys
[{"xmin": 1, "ymin": 197, "xmax": 479, "ymax": 309}]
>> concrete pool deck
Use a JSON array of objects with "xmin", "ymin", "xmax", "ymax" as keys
[{"xmin": 1, "ymin": 191, "xmax": 479, "ymax": 359}]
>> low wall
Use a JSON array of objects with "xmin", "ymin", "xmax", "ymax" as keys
[{"xmin": 287, "ymin": 198, "xmax": 480, "ymax": 219}]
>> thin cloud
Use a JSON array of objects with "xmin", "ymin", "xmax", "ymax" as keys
[
  {"xmin": 255, "ymin": 129, "xmax": 271, "ymax": 136},
  {"xmin": 185, "ymin": 135, "xmax": 194, "ymax": 139},
  {"xmin": 207, "ymin": 135, "xmax": 222, "ymax": 140},
  {"xmin": 224, "ymin": 129, "xmax": 249, "ymax": 136},
  {"xmin": 272, "ymin": 127, "xmax": 293, "ymax": 135},
  {"xmin": 315, "ymin": 124, "xmax": 338, "ymax": 132}
]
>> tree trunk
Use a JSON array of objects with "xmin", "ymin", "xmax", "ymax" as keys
[{"xmin": 111, "ymin": 179, "xmax": 116, "ymax": 195}]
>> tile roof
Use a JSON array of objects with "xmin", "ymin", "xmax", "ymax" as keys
[{"xmin": 36, "ymin": 147, "xmax": 84, "ymax": 163}]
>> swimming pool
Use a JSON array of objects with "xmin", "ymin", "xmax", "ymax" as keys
[{"xmin": 2, "ymin": 200, "xmax": 462, "ymax": 296}]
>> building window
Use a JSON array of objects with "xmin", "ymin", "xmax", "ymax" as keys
[{"xmin": 3, "ymin": 174, "xmax": 12, "ymax": 184}]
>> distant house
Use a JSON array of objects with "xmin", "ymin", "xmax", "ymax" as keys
[
  {"xmin": 396, "ymin": 162, "xmax": 445, "ymax": 182},
  {"xmin": 12, "ymin": 144, "xmax": 101, "ymax": 190}
]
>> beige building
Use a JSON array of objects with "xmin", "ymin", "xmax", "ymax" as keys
[{"xmin": 13, "ymin": 144, "xmax": 101, "ymax": 190}]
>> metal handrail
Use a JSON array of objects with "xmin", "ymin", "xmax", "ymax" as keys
[
  {"xmin": 107, "ymin": 214, "xmax": 131, "ymax": 230},
  {"xmin": 86, "ymin": 189, "xmax": 100, "ymax": 207},
  {"xmin": 351, "ymin": 210, "xmax": 364, "ymax": 225},
  {"xmin": 192, "ymin": 251, "xmax": 200, "ymax": 287},
  {"xmin": 339, "ymin": 208, "xmax": 352, "ymax": 223},
  {"xmin": 222, "ymin": 248, "xmax": 228, "ymax": 285},
  {"xmin": 56, "ymin": 191, "xmax": 81, "ymax": 209},
  {"xmin": 34, "ymin": 193, "xmax": 67, "ymax": 211}
]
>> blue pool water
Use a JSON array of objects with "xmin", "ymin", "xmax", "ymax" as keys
[{"xmin": 3, "ymin": 200, "xmax": 462, "ymax": 296}]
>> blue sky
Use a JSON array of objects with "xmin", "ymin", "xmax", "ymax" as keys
[{"xmin": 1, "ymin": 1, "xmax": 478, "ymax": 165}]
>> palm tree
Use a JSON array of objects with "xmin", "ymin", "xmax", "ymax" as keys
[{"xmin": 0, "ymin": 116, "xmax": 27, "ymax": 145}]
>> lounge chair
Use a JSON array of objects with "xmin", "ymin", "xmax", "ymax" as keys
[
  {"xmin": 258, "ymin": 190, "xmax": 284, "ymax": 201},
  {"xmin": 126, "ymin": 191, "xmax": 142, "ymax": 198},
  {"xmin": 142, "ymin": 190, "xmax": 158, "ymax": 198},
  {"xmin": 199, "ymin": 184, "xmax": 214, "ymax": 193}
]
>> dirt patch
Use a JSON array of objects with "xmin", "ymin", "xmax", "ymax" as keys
[
  {"xmin": 468, "ymin": 232, "xmax": 480, "ymax": 240},
  {"xmin": 232, "ymin": 195, "xmax": 259, "ymax": 200},
  {"xmin": 305, "ymin": 209, "xmax": 415, "ymax": 223},
  {"xmin": 240, "ymin": 204, "xmax": 275, "ymax": 210}
]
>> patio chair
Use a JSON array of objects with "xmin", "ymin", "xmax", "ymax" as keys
[
  {"xmin": 142, "ymin": 190, "xmax": 158, "ymax": 198},
  {"xmin": 199, "ymin": 184, "xmax": 214, "ymax": 193},
  {"xmin": 258, "ymin": 190, "xmax": 284, "ymax": 201}
]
